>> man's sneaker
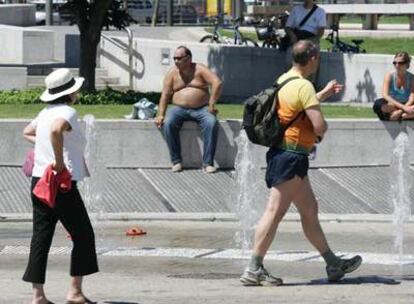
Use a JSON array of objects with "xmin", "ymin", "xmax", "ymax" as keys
[
  {"xmin": 171, "ymin": 163, "xmax": 182, "ymax": 172},
  {"xmin": 203, "ymin": 165, "xmax": 217, "ymax": 174},
  {"xmin": 240, "ymin": 266, "xmax": 283, "ymax": 286},
  {"xmin": 326, "ymin": 255, "xmax": 362, "ymax": 282}
]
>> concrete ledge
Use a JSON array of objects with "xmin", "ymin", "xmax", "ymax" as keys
[
  {"xmin": 0, "ymin": 67, "xmax": 27, "ymax": 90},
  {"xmin": 0, "ymin": 4, "xmax": 35, "ymax": 26},
  {"xmin": 0, "ymin": 25, "xmax": 54, "ymax": 64},
  {"xmin": 100, "ymin": 37, "xmax": 413, "ymax": 103},
  {"xmin": 1, "ymin": 212, "xmax": 414, "ymax": 223},
  {"xmin": 2, "ymin": 119, "xmax": 414, "ymax": 168}
]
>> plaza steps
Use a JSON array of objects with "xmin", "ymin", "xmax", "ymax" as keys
[{"xmin": 27, "ymin": 68, "xmax": 130, "ymax": 91}]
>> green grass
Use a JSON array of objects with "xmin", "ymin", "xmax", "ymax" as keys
[
  {"xmin": 340, "ymin": 15, "xmax": 409, "ymax": 24},
  {"xmin": 207, "ymin": 28, "xmax": 413, "ymax": 55},
  {"xmin": 320, "ymin": 37, "xmax": 414, "ymax": 55},
  {"xmin": 0, "ymin": 104, "xmax": 376, "ymax": 119}
]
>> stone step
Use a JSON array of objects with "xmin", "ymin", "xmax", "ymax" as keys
[
  {"xmin": 28, "ymin": 75, "xmax": 120, "ymax": 86},
  {"xmin": 52, "ymin": 68, "xmax": 108, "ymax": 77},
  {"xmin": 28, "ymin": 82, "xmax": 130, "ymax": 92}
]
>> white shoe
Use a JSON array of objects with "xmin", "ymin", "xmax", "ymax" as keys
[
  {"xmin": 171, "ymin": 163, "xmax": 182, "ymax": 172},
  {"xmin": 240, "ymin": 265, "xmax": 283, "ymax": 286},
  {"xmin": 204, "ymin": 165, "xmax": 217, "ymax": 174}
]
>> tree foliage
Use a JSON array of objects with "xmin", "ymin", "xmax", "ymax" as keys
[{"xmin": 61, "ymin": 0, "xmax": 111, "ymax": 92}]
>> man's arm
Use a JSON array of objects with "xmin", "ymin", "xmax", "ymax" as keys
[
  {"xmin": 316, "ymin": 9, "xmax": 327, "ymax": 40},
  {"xmin": 316, "ymin": 26, "xmax": 325, "ymax": 40},
  {"xmin": 316, "ymin": 79, "xmax": 344, "ymax": 102},
  {"xmin": 285, "ymin": 27, "xmax": 298, "ymax": 44},
  {"xmin": 50, "ymin": 118, "xmax": 71, "ymax": 173},
  {"xmin": 156, "ymin": 70, "xmax": 174, "ymax": 127},
  {"xmin": 305, "ymin": 104, "xmax": 327, "ymax": 140},
  {"xmin": 199, "ymin": 64, "xmax": 223, "ymax": 114},
  {"xmin": 284, "ymin": 7, "xmax": 298, "ymax": 44}
]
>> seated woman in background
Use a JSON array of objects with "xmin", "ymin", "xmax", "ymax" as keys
[{"xmin": 373, "ymin": 52, "xmax": 414, "ymax": 121}]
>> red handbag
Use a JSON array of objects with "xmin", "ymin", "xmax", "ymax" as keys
[
  {"xmin": 32, "ymin": 165, "xmax": 72, "ymax": 208},
  {"xmin": 22, "ymin": 149, "xmax": 35, "ymax": 177}
]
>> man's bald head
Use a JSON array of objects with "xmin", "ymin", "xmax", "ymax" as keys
[{"xmin": 292, "ymin": 40, "xmax": 319, "ymax": 66}]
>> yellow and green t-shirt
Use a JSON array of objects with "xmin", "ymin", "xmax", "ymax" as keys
[{"xmin": 276, "ymin": 70, "xmax": 319, "ymax": 155}]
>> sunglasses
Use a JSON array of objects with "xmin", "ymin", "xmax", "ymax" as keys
[
  {"xmin": 393, "ymin": 61, "xmax": 407, "ymax": 66},
  {"xmin": 173, "ymin": 55, "xmax": 188, "ymax": 61}
]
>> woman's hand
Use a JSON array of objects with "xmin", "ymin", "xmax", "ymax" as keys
[
  {"xmin": 52, "ymin": 160, "xmax": 65, "ymax": 173},
  {"xmin": 403, "ymin": 105, "xmax": 414, "ymax": 114}
]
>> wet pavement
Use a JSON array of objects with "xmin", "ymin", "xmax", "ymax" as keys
[{"xmin": 2, "ymin": 220, "xmax": 414, "ymax": 303}]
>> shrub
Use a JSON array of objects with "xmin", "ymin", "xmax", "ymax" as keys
[{"xmin": 0, "ymin": 88, "xmax": 161, "ymax": 105}]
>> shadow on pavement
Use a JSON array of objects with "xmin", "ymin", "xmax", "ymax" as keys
[
  {"xmin": 284, "ymin": 275, "xmax": 401, "ymax": 286},
  {"xmin": 168, "ymin": 272, "xmax": 240, "ymax": 280},
  {"xmin": 104, "ymin": 302, "xmax": 140, "ymax": 304}
]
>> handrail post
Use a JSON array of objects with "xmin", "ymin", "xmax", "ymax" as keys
[
  {"xmin": 125, "ymin": 28, "xmax": 134, "ymax": 91},
  {"xmin": 100, "ymin": 28, "xmax": 134, "ymax": 91}
]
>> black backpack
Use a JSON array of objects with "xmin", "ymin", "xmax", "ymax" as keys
[{"xmin": 242, "ymin": 77, "xmax": 302, "ymax": 148}]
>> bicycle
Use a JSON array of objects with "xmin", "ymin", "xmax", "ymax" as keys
[
  {"xmin": 325, "ymin": 23, "xmax": 366, "ymax": 54},
  {"xmin": 199, "ymin": 16, "xmax": 258, "ymax": 47},
  {"xmin": 254, "ymin": 14, "xmax": 288, "ymax": 49}
]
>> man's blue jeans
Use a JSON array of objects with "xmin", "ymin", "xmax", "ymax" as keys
[{"xmin": 163, "ymin": 105, "xmax": 218, "ymax": 166}]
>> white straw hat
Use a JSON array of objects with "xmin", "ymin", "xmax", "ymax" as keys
[{"xmin": 40, "ymin": 68, "xmax": 84, "ymax": 102}]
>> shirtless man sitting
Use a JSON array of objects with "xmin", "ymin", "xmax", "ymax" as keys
[{"xmin": 155, "ymin": 46, "xmax": 223, "ymax": 173}]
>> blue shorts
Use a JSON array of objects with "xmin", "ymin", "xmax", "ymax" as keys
[{"xmin": 265, "ymin": 149, "xmax": 309, "ymax": 188}]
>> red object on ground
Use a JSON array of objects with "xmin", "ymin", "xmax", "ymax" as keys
[
  {"xmin": 32, "ymin": 164, "xmax": 72, "ymax": 208},
  {"xmin": 126, "ymin": 226, "xmax": 147, "ymax": 236}
]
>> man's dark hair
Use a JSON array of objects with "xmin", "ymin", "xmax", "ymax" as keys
[
  {"xmin": 292, "ymin": 40, "xmax": 319, "ymax": 66},
  {"xmin": 176, "ymin": 45, "xmax": 192, "ymax": 58}
]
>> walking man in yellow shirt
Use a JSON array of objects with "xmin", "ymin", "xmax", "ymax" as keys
[{"xmin": 240, "ymin": 40, "xmax": 362, "ymax": 286}]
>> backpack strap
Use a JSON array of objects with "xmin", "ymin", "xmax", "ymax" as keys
[
  {"xmin": 273, "ymin": 76, "xmax": 304, "ymax": 130},
  {"xmin": 298, "ymin": 4, "xmax": 318, "ymax": 28}
]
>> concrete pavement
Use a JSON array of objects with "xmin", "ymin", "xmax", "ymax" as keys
[{"xmin": 1, "ymin": 221, "xmax": 414, "ymax": 304}]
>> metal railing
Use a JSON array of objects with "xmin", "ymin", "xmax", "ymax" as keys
[{"xmin": 101, "ymin": 27, "xmax": 134, "ymax": 90}]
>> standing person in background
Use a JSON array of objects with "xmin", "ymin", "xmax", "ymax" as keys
[
  {"xmin": 284, "ymin": 0, "xmax": 326, "ymax": 83},
  {"xmin": 240, "ymin": 40, "xmax": 362, "ymax": 287},
  {"xmin": 22, "ymin": 68, "xmax": 98, "ymax": 304},
  {"xmin": 373, "ymin": 52, "xmax": 414, "ymax": 121}
]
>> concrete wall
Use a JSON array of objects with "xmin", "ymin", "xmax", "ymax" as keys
[
  {"xmin": 2, "ymin": 119, "xmax": 414, "ymax": 169},
  {"xmin": 0, "ymin": 25, "xmax": 54, "ymax": 64},
  {"xmin": 99, "ymin": 37, "xmax": 412, "ymax": 103},
  {"xmin": 0, "ymin": 4, "xmax": 36, "ymax": 27},
  {"xmin": 0, "ymin": 67, "xmax": 27, "ymax": 90}
]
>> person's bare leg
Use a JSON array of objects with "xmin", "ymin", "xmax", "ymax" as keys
[
  {"xmin": 292, "ymin": 176, "xmax": 332, "ymax": 254},
  {"xmin": 67, "ymin": 276, "xmax": 90, "ymax": 303},
  {"xmin": 32, "ymin": 283, "xmax": 49, "ymax": 304},
  {"xmin": 402, "ymin": 112, "xmax": 414, "ymax": 120},
  {"xmin": 293, "ymin": 176, "xmax": 362, "ymax": 281},
  {"xmin": 381, "ymin": 104, "xmax": 402, "ymax": 120},
  {"xmin": 241, "ymin": 177, "xmax": 299, "ymax": 286},
  {"xmin": 389, "ymin": 109, "xmax": 403, "ymax": 120},
  {"xmin": 252, "ymin": 176, "xmax": 299, "ymax": 257}
]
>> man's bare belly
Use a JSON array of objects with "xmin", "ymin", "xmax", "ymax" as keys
[{"xmin": 172, "ymin": 87, "xmax": 209, "ymax": 108}]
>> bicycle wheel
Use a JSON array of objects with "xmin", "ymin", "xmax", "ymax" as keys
[
  {"xmin": 242, "ymin": 38, "xmax": 258, "ymax": 47},
  {"xmin": 262, "ymin": 40, "xmax": 278, "ymax": 48},
  {"xmin": 200, "ymin": 35, "xmax": 221, "ymax": 44}
]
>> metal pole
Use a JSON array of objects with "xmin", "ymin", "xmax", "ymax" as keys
[
  {"xmin": 234, "ymin": 0, "xmax": 243, "ymax": 19},
  {"xmin": 217, "ymin": 0, "xmax": 223, "ymax": 23},
  {"xmin": 46, "ymin": 0, "xmax": 53, "ymax": 25},
  {"xmin": 151, "ymin": 0, "xmax": 160, "ymax": 26},
  {"xmin": 167, "ymin": 0, "xmax": 173, "ymax": 26}
]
